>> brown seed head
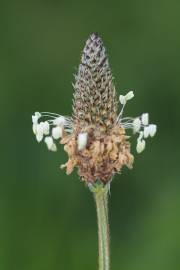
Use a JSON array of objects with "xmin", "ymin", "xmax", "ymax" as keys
[{"xmin": 61, "ymin": 33, "xmax": 134, "ymax": 184}]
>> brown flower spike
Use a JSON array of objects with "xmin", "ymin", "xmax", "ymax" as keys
[
  {"xmin": 61, "ymin": 33, "xmax": 134, "ymax": 183},
  {"xmin": 32, "ymin": 33, "xmax": 157, "ymax": 185}
]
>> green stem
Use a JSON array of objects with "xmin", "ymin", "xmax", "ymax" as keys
[{"xmin": 94, "ymin": 187, "xmax": 110, "ymax": 270}]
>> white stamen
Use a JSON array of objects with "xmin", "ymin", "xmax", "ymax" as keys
[
  {"xmin": 36, "ymin": 134, "xmax": 43, "ymax": 142},
  {"xmin": 32, "ymin": 112, "xmax": 41, "ymax": 123},
  {"xmin": 53, "ymin": 116, "xmax": 66, "ymax": 126},
  {"xmin": 42, "ymin": 121, "xmax": 50, "ymax": 135},
  {"xmin": 35, "ymin": 111, "xmax": 41, "ymax": 117},
  {"xmin": 125, "ymin": 91, "xmax": 134, "ymax": 101},
  {"xmin": 35, "ymin": 111, "xmax": 41, "ymax": 118},
  {"xmin": 32, "ymin": 124, "xmax": 37, "ymax": 134},
  {"xmin": 133, "ymin": 118, "xmax": 141, "ymax": 133},
  {"xmin": 41, "ymin": 112, "xmax": 60, "ymax": 116},
  {"xmin": 78, "ymin": 132, "xmax": 88, "ymax": 151},
  {"xmin": 141, "ymin": 113, "xmax": 149, "ymax": 126},
  {"xmin": 32, "ymin": 115, "xmax": 38, "ymax": 124},
  {"xmin": 136, "ymin": 139, "xmax": 146, "ymax": 153},
  {"xmin": 51, "ymin": 143, "xmax": 57, "ymax": 152},
  {"xmin": 36, "ymin": 122, "xmax": 44, "ymax": 136},
  {"xmin": 119, "ymin": 95, "xmax": 126, "ymax": 105},
  {"xmin": 52, "ymin": 126, "xmax": 63, "ymax": 139},
  {"xmin": 45, "ymin": 136, "xmax": 53, "ymax": 149},
  {"xmin": 143, "ymin": 126, "xmax": 150, "ymax": 138},
  {"xmin": 149, "ymin": 124, "xmax": 157, "ymax": 137},
  {"xmin": 138, "ymin": 131, "xmax": 144, "ymax": 140},
  {"xmin": 40, "ymin": 114, "xmax": 57, "ymax": 119},
  {"xmin": 44, "ymin": 136, "xmax": 57, "ymax": 151},
  {"xmin": 32, "ymin": 94, "xmax": 156, "ymax": 157}
]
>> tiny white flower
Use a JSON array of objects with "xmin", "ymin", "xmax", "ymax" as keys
[
  {"xmin": 78, "ymin": 132, "xmax": 88, "ymax": 151},
  {"xmin": 136, "ymin": 139, "xmax": 146, "ymax": 153},
  {"xmin": 36, "ymin": 133, "xmax": 43, "ymax": 142},
  {"xmin": 133, "ymin": 118, "xmax": 141, "ymax": 133},
  {"xmin": 149, "ymin": 124, "xmax": 157, "ymax": 137},
  {"xmin": 141, "ymin": 113, "xmax": 149, "ymax": 126},
  {"xmin": 125, "ymin": 91, "xmax": 134, "ymax": 101},
  {"xmin": 119, "ymin": 95, "xmax": 126, "ymax": 105},
  {"xmin": 53, "ymin": 116, "xmax": 66, "ymax": 126},
  {"xmin": 143, "ymin": 126, "xmax": 150, "ymax": 138},
  {"xmin": 52, "ymin": 126, "xmax": 63, "ymax": 139},
  {"xmin": 42, "ymin": 121, "xmax": 50, "ymax": 135}
]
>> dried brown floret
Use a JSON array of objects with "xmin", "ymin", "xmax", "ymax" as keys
[{"xmin": 61, "ymin": 125, "xmax": 134, "ymax": 183}]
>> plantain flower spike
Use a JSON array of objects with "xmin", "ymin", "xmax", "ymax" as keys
[{"xmin": 32, "ymin": 33, "xmax": 156, "ymax": 186}]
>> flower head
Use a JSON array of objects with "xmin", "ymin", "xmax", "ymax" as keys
[{"xmin": 32, "ymin": 33, "xmax": 156, "ymax": 185}]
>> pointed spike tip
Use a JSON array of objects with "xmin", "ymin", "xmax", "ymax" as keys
[{"xmin": 90, "ymin": 32, "xmax": 99, "ymax": 40}]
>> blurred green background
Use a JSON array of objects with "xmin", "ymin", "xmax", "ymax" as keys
[{"xmin": 1, "ymin": 0, "xmax": 180, "ymax": 269}]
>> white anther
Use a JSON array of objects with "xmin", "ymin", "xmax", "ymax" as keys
[
  {"xmin": 42, "ymin": 121, "xmax": 50, "ymax": 135},
  {"xmin": 149, "ymin": 124, "xmax": 157, "ymax": 137},
  {"xmin": 133, "ymin": 118, "xmax": 141, "ymax": 133},
  {"xmin": 44, "ymin": 136, "xmax": 57, "ymax": 151},
  {"xmin": 35, "ymin": 112, "xmax": 41, "ymax": 118},
  {"xmin": 32, "ymin": 112, "xmax": 41, "ymax": 124},
  {"xmin": 52, "ymin": 126, "xmax": 63, "ymax": 139},
  {"xmin": 119, "ymin": 95, "xmax": 126, "ymax": 105},
  {"xmin": 45, "ymin": 136, "xmax": 53, "ymax": 149},
  {"xmin": 36, "ymin": 122, "xmax": 44, "ymax": 136},
  {"xmin": 36, "ymin": 133, "xmax": 43, "ymax": 142},
  {"xmin": 141, "ymin": 113, "xmax": 149, "ymax": 126},
  {"xmin": 32, "ymin": 115, "xmax": 38, "ymax": 124},
  {"xmin": 136, "ymin": 139, "xmax": 146, "ymax": 153},
  {"xmin": 138, "ymin": 131, "xmax": 144, "ymax": 140},
  {"xmin": 125, "ymin": 91, "xmax": 134, "ymax": 101},
  {"xmin": 51, "ymin": 143, "xmax": 57, "ymax": 152},
  {"xmin": 143, "ymin": 126, "xmax": 150, "ymax": 138},
  {"xmin": 32, "ymin": 124, "xmax": 37, "ymax": 134},
  {"xmin": 78, "ymin": 132, "xmax": 88, "ymax": 151}
]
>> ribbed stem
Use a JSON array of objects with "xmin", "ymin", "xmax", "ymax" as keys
[{"xmin": 94, "ymin": 187, "xmax": 110, "ymax": 270}]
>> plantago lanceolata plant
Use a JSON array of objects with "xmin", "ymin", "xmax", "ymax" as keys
[{"xmin": 32, "ymin": 33, "xmax": 157, "ymax": 270}]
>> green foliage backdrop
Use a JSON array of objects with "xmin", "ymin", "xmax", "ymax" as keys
[{"xmin": 0, "ymin": 0, "xmax": 180, "ymax": 269}]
